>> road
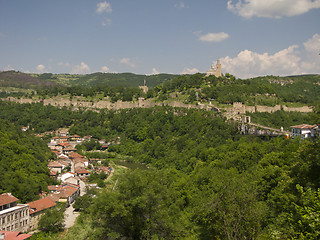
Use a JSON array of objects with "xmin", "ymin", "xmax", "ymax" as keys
[{"xmin": 63, "ymin": 179, "xmax": 86, "ymax": 229}]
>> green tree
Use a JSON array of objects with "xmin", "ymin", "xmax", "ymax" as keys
[
  {"xmin": 38, "ymin": 203, "xmax": 65, "ymax": 233},
  {"xmin": 89, "ymin": 169, "xmax": 192, "ymax": 239}
]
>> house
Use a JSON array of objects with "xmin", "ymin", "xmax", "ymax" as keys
[
  {"xmin": 82, "ymin": 135, "xmax": 92, "ymax": 142},
  {"xmin": 70, "ymin": 135, "xmax": 82, "ymax": 142},
  {"xmin": 95, "ymin": 166, "xmax": 111, "ymax": 175},
  {"xmin": 68, "ymin": 152, "xmax": 85, "ymax": 160},
  {"xmin": 101, "ymin": 145, "xmax": 109, "ymax": 150},
  {"xmin": 27, "ymin": 197, "xmax": 56, "ymax": 231},
  {"xmin": 290, "ymin": 124, "xmax": 319, "ymax": 139},
  {"xmin": 0, "ymin": 231, "xmax": 31, "ymax": 239},
  {"xmin": 64, "ymin": 176, "xmax": 80, "ymax": 186},
  {"xmin": 48, "ymin": 184, "xmax": 79, "ymax": 206},
  {"xmin": 62, "ymin": 146, "xmax": 77, "ymax": 155},
  {"xmin": 49, "ymin": 170, "xmax": 58, "ymax": 180},
  {"xmin": 76, "ymin": 169, "xmax": 90, "ymax": 179},
  {"xmin": 50, "ymin": 136, "xmax": 60, "ymax": 145},
  {"xmin": 0, "ymin": 193, "xmax": 30, "ymax": 232},
  {"xmin": 58, "ymin": 142, "xmax": 71, "ymax": 149},
  {"xmin": 74, "ymin": 158, "xmax": 88, "ymax": 168},
  {"xmin": 47, "ymin": 161, "xmax": 63, "ymax": 173},
  {"xmin": 57, "ymin": 128, "xmax": 69, "ymax": 137},
  {"xmin": 59, "ymin": 172, "xmax": 76, "ymax": 182}
]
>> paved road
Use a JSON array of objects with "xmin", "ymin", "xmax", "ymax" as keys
[
  {"xmin": 64, "ymin": 202, "xmax": 80, "ymax": 228},
  {"xmin": 64, "ymin": 179, "xmax": 86, "ymax": 228}
]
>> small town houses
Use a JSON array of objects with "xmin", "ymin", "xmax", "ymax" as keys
[
  {"xmin": 290, "ymin": 124, "xmax": 320, "ymax": 139},
  {"xmin": 0, "ymin": 130, "xmax": 113, "ymax": 235}
]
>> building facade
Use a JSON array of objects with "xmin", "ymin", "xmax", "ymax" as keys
[
  {"xmin": 206, "ymin": 60, "xmax": 222, "ymax": 77},
  {"xmin": 0, "ymin": 193, "xmax": 29, "ymax": 232}
]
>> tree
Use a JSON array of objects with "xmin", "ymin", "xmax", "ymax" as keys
[
  {"xmin": 89, "ymin": 169, "xmax": 191, "ymax": 239},
  {"xmin": 38, "ymin": 203, "xmax": 65, "ymax": 233}
]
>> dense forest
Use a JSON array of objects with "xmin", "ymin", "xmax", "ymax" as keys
[
  {"xmin": 0, "ymin": 99, "xmax": 320, "ymax": 239},
  {"xmin": 62, "ymin": 106, "xmax": 320, "ymax": 239},
  {"xmin": 0, "ymin": 119, "xmax": 55, "ymax": 203}
]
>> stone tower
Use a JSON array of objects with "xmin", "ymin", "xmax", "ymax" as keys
[{"xmin": 206, "ymin": 60, "xmax": 222, "ymax": 77}]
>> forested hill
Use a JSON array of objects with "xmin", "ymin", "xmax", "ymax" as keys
[
  {"xmin": 0, "ymin": 119, "xmax": 55, "ymax": 203},
  {"xmin": 156, "ymin": 73, "xmax": 320, "ymax": 105},
  {"xmin": 1, "ymin": 70, "xmax": 320, "ymax": 107},
  {"xmin": 30, "ymin": 72, "xmax": 177, "ymax": 88},
  {"xmin": 0, "ymin": 71, "xmax": 59, "ymax": 89},
  {"xmin": 69, "ymin": 72, "xmax": 177, "ymax": 88}
]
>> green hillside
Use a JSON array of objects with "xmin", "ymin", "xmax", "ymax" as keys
[{"xmin": 0, "ymin": 71, "xmax": 60, "ymax": 89}]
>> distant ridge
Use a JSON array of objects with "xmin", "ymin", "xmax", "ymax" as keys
[{"xmin": 0, "ymin": 71, "xmax": 60, "ymax": 89}]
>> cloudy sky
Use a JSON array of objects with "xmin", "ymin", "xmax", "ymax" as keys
[{"xmin": 0, "ymin": 0, "xmax": 319, "ymax": 78}]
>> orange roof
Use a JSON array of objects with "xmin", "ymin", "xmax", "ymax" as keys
[
  {"xmin": 76, "ymin": 169, "xmax": 90, "ymax": 174},
  {"xmin": 290, "ymin": 124, "xmax": 316, "ymax": 129},
  {"xmin": 59, "ymin": 142, "xmax": 71, "ymax": 147},
  {"xmin": 68, "ymin": 152, "xmax": 84, "ymax": 158},
  {"xmin": 27, "ymin": 197, "xmax": 56, "ymax": 215},
  {"xmin": 0, "ymin": 231, "xmax": 32, "ymax": 240},
  {"xmin": 48, "ymin": 161, "xmax": 63, "ymax": 168},
  {"xmin": 49, "ymin": 170, "xmax": 57, "ymax": 176},
  {"xmin": 0, "ymin": 193, "xmax": 18, "ymax": 206}
]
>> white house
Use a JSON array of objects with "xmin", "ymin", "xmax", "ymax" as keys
[
  {"xmin": 59, "ymin": 172, "xmax": 75, "ymax": 182},
  {"xmin": 290, "ymin": 124, "xmax": 319, "ymax": 139}
]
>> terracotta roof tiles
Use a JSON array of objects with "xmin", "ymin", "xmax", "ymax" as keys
[
  {"xmin": 27, "ymin": 197, "xmax": 56, "ymax": 215},
  {"xmin": 0, "ymin": 193, "xmax": 18, "ymax": 206}
]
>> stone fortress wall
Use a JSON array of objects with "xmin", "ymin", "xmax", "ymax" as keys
[
  {"xmin": 233, "ymin": 102, "xmax": 313, "ymax": 114},
  {"xmin": 2, "ymin": 97, "xmax": 313, "ymax": 114}
]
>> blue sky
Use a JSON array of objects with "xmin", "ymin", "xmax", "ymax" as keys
[{"xmin": 0, "ymin": 0, "xmax": 320, "ymax": 78}]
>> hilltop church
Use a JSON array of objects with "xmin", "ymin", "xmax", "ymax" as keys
[{"xmin": 206, "ymin": 60, "xmax": 222, "ymax": 77}]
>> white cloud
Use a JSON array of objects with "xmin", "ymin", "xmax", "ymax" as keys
[
  {"xmin": 199, "ymin": 32, "xmax": 229, "ymax": 42},
  {"xmin": 227, "ymin": 0, "xmax": 320, "ymax": 19},
  {"xmin": 174, "ymin": 1, "xmax": 187, "ymax": 9},
  {"xmin": 120, "ymin": 58, "xmax": 136, "ymax": 68},
  {"xmin": 71, "ymin": 62, "xmax": 91, "ymax": 74},
  {"xmin": 100, "ymin": 66, "xmax": 110, "ymax": 73},
  {"xmin": 181, "ymin": 67, "xmax": 199, "ymax": 74},
  {"xmin": 301, "ymin": 33, "xmax": 320, "ymax": 73},
  {"xmin": 220, "ymin": 45, "xmax": 302, "ymax": 78},
  {"xmin": 303, "ymin": 33, "xmax": 320, "ymax": 53},
  {"xmin": 150, "ymin": 68, "xmax": 160, "ymax": 75},
  {"xmin": 96, "ymin": 1, "xmax": 112, "ymax": 14},
  {"xmin": 36, "ymin": 64, "xmax": 46, "ymax": 73}
]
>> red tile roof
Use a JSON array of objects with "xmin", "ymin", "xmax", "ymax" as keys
[
  {"xmin": 0, "ymin": 231, "xmax": 32, "ymax": 240},
  {"xmin": 48, "ymin": 161, "xmax": 63, "ymax": 168},
  {"xmin": 68, "ymin": 152, "xmax": 84, "ymax": 159},
  {"xmin": 49, "ymin": 170, "xmax": 57, "ymax": 176},
  {"xmin": 58, "ymin": 142, "xmax": 71, "ymax": 147},
  {"xmin": 76, "ymin": 169, "xmax": 90, "ymax": 174},
  {"xmin": 27, "ymin": 197, "xmax": 56, "ymax": 215},
  {"xmin": 290, "ymin": 124, "xmax": 316, "ymax": 129},
  {"xmin": 0, "ymin": 193, "xmax": 18, "ymax": 206}
]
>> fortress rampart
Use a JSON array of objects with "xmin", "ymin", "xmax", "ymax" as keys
[{"xmin": 2, "ymin": 97, "xmax": 313, "ymax": 114}]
